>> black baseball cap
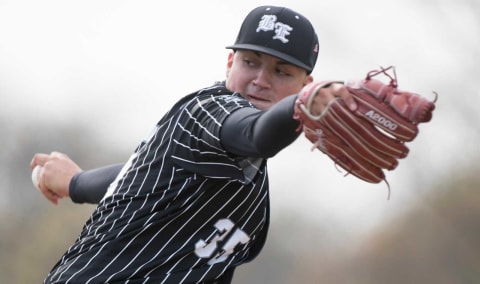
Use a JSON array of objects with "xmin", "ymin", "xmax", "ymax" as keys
[{"xmin": 226, "ymin": 6, "xmax": 319, "ymax": 73}]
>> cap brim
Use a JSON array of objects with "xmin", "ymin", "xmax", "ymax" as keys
[{"xmin": 226, "ymin": 44, "xmax": 312, "ymax": 73}]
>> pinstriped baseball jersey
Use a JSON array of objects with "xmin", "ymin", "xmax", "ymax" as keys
[{"xmin": 44, "ymin": 82, "xmax": 270, "ymax": 283}]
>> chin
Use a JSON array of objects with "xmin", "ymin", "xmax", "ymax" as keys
[{"xmin": 252, "ymin": 101, "xmax": 271, "ymax": 110}]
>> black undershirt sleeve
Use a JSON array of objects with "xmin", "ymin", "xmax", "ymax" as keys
[
  {"xmin": 221, "ymin": 94, "xmax": 301, "ymax": 158},
  {"xmin": 69, "ymin": 163, "xmax": 124, "ymax": 204}
]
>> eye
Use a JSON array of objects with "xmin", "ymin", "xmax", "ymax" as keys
[
  {"xmin": 243, "ymin": 58, "xmax": 258, "ymax": 67},
  {"xmin": 276, "ymin": 67, "xmax": 292, "ymax": 76}
]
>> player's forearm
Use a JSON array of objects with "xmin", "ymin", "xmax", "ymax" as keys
[
  {"xmin": 69, "ymin": 163, "xmax": 124, "ymax": 204},
  {"xmin": 221, "ymin": 94, "xmax": 300, "ymax": 157}
]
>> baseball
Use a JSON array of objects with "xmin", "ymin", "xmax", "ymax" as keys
[{"xmin": 31, "ymin": 165, "xmax": 42, "ymax": 191}]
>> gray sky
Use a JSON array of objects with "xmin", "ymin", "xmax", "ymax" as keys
[{"xmin": 1, "ymin": 0, "xmax": 478, "ymax": 234}]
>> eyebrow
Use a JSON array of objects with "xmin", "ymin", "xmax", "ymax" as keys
[{"xmin": 253, "ymin": 51, "xmax": 293, "ymax": 67}]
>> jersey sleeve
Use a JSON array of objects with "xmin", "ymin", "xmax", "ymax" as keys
[
  {"xmin": 170, "ymin": 92, "xmax": 300, "ymax": 184},
  {"xmin": 171, "ymin": 93, "xmax": 254, "ymax": 182}
]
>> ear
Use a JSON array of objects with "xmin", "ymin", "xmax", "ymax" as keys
[
  {"xmin": 303, "ymin": 74, "xmax": 314, "ymax": 86},
  {"xmin": 225, "ymin": 51, "xmax": 234, "ymax": 78}
]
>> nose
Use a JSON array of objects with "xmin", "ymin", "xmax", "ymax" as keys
[{"xmin": 253, "ymin": 69, "xmax": 272, "ymax": 89}]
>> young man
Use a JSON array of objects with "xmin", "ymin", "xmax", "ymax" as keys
[{"xmin": 30, "ymin": 5, "xmax": 355, "ymax": 283}]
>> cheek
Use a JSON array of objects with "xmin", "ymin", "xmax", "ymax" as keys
[
  {"xmin": 226, "ymin": 74, "xmax": 239, "ymax": 92},
  {"xmin": 226, "ymin": 68, "xmax": 249, "ymax": 93},
  {"xmin": 273, "ymin": 83, "xmax": 303, "ymax": 101}
]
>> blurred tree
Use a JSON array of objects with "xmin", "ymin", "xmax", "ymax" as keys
[
  {"xmin": 0, "ymin": 119, "xmax": 125, "ymax": 283},
  {"xmin": 282, "ymin": 164, "xmax": 480, "ymax": 284}
]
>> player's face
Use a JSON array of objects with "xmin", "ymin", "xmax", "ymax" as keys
[{"xmin": 225, "ymin": 50, "xmax": 313, "ymax": 110}]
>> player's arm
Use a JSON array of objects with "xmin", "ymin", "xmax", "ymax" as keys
[
  {"xmin": 221, "ymin": 94, "xmax": 300, "ymax": 158},
  {"xmin": 69, "ymin": 163, "xmax": 124, "ymax": 204}
]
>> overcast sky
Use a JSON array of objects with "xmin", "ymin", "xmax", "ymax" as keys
[{"xmin": 1, "ymin": 0, "xmax": 478, "ymax": 234}]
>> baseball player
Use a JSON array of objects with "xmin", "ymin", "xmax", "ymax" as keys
[{"xmin": 30, "ymin": 6, "xmax": 356, "ymax": 283}]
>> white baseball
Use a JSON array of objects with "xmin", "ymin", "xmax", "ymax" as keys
[{"xmin": 31, "ymin": 165, "xmax": 42, "ymax": 190}]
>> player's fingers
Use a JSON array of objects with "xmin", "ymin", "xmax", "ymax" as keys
[
  {"xmin": 42, "ymin": 190, "xmax": 60, "ymax": 205},
  {"xmin": 333, "ymin": 83, "xmax": 357, "ymax": 111},
  {"xmin": 30, "ymin": 153, "xmax": 50, "ymax": 170},
  {"xmin": 310, "ymin": 85, "xmax": 338, "ymax": 115},
  {"xmin": 37, "ymin": 167, "xmax": 59, "ymax": 205},
  {"xmin": 49, "ymin": 151, "xmax": 66, "ymax": 160}
]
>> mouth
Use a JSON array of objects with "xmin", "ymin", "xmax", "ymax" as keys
[
  {"xmin": 245, "ymin": 94, "xmax": 271, "ymax": 109},
  {"xmin": 246, "ymin": 94, "xmax": 269, "ymax": 103}
]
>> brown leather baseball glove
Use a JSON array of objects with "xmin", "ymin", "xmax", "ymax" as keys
[{"xmin": 294, "ymin": 66, "xmax": 436, "ymax": 195}]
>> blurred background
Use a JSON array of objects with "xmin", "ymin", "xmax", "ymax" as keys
[{"xmin": 1, "ymin": 0, "xmax": 479, "ymax": 283}]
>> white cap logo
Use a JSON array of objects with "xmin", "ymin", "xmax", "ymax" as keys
[{"xmin": 256, "ymin": 15, "xmax": 293, "ymax": 43}]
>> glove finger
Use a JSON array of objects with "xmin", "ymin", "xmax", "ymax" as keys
[
  {"xmin": 360, "ymin": 79, "xmax": 436, "ymax": 123},
  {"xmin": 387, "ymin": 89, "xmax": 436, "ymax": 123},
  {"xmin": 328, "ymin": 100, "xmax": 408, "ymax": 162},
  {"xmin": 305, "ymin": 127, "xmax": 385, "ymax": 183},
  {"xmin": 320, "ymin": 106, "xmax": 397, "ymax": 170},
  {"xmin": 348, "ymin": 85, "xmax": 419, "ymax": 142}
]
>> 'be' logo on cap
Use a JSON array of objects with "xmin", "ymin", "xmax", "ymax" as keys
[{"xmin": 256, "ymin": 15, "xmax": 293, "ymax": 43}]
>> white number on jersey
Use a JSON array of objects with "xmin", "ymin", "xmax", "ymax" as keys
[{"xmin": 194, "ymin": 219, "xmax": 250, "ymax": 264}]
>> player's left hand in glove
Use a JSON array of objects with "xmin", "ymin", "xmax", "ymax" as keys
[{"xmin": 293, "ymin": 66, "xmax": 436, "ymax": 195}]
